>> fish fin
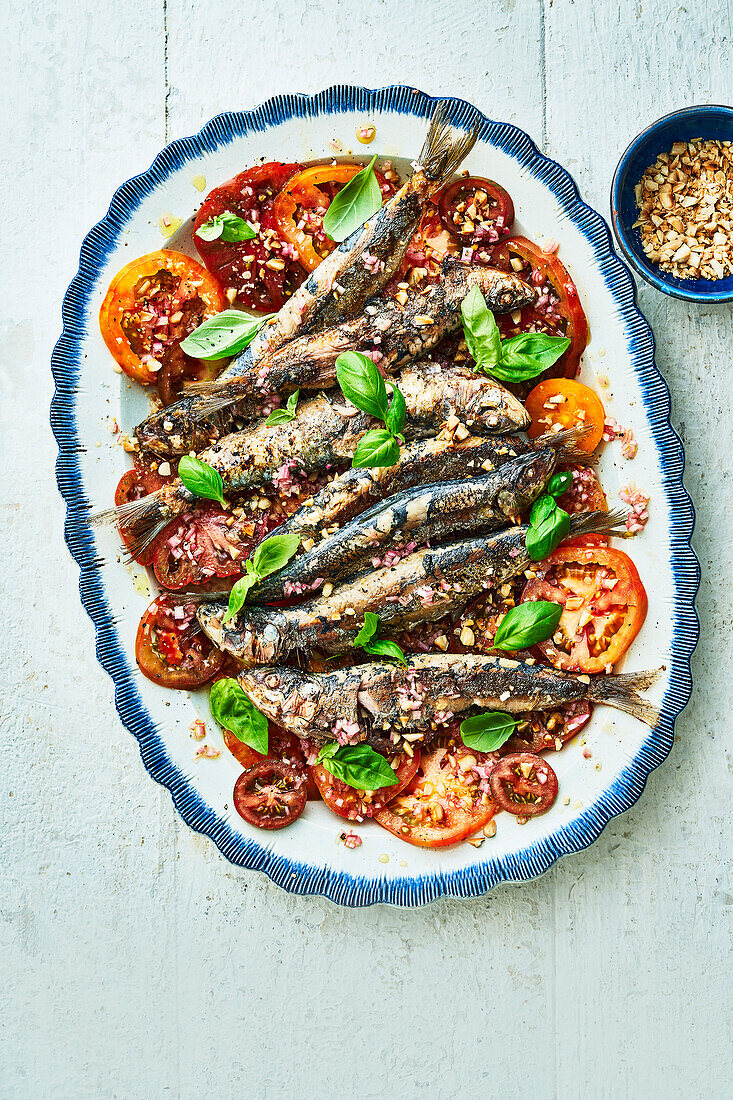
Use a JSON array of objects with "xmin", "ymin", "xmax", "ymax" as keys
[
  {"xmin": 89, "ymin": 489, "xmax": 171, "ymax": 560},
  {"xmin": 566, "ymin": 508, "xmax": 628, "ymax": 540},
  {"xmin": 589, "ymin": 667, "xmax": 663, "ymax": 727},
  {"xmin": 419, "ymin": 103, "xmax": 479, "ymax": 184},
  {"xmin": 187, "ymin": 387, "xmax": 244, "ymax": 420},
  {"xmin": 183, "ymin": 379, "xmax": 222, "ymax": 396},
  {"xmin": 540, "ymin": 424, "xmax": 599, "ymax": 465}
]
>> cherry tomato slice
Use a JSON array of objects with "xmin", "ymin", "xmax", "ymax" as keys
[
  {"xmin": 135, "ymin": 595, "xmax": 224, "ymax": 689},
  {"xmin": 223, "ymin": 726, "xmax": 319, "ymax": 801},
  {"xmin": 233, "ymin": 760, "xmax": 307, "ymax": 830},
  {"xmin": 557, "ymin": 465, "xmax": 609, "ymax": 548},
  {"xmin": 313, "ymin": 749, "xmax": 420, "ymax": 821},
  {"xmin": 152, "ymin": 501, "xmax": 269, "ymax": 590},
  {"xmin": 194, "ymin": 162, "xmax": 304, "ymax": 312},
  {"xmin": 525, "ymin": 379, "xmax": 606, "ymax": 453},
  {"xmin": 489, "ymin": 753, "xmax": 558, "ymax": 816},
  {"xmin": 489, "ymin": 236, "xmax": 589, "ymax": 380},
  {"xmin": 374, "ymin": 745, "xmax": 497, "ymax": 848},
  {"xmin": 520, "ymin": 545, "xmax": 648, "ymax": 673},
  {"xmin": 438, "ymin": 176, "xmax": 515, "ymax": 242},
  {"xmin": 99, "ymin": 250, "xmax": 225, "ymax": 387}
]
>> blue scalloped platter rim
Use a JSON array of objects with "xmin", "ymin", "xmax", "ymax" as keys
[{"xmin": 51, "ymin": 85, "xmax": 699, "ymax": 907}]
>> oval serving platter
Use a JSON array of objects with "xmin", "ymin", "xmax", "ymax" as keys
[{"xmin": 52, "ymin": 86, "xmax": 699, "ymax": 906}]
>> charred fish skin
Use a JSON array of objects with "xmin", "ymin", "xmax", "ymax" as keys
[
  {"xmin": 250, "ymin": 448, "xmax": 557, "ymax": 601},
  {"xmin": 133, "ymin": 106, "xmax": 478, "ymax": 456},
  {"xmin": 236, "ymin": 657, "xmax": 660, "ymax": 741},
  {"xmin": 187, "ymin": 259, "xmax": 537, "ymax": 422},
  {"xmin": 397, "ymin": 360, "xmax": 529, "ymax": 436}
]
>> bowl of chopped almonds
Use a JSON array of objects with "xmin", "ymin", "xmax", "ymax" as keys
[{"xmin": 611, "ymin": 105, "xmax": 733, "ymax": 301}]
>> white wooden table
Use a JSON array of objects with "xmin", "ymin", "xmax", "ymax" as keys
[{"xmin": 2, "ymin": 1, "xmax": 731, "ymax": 1096}]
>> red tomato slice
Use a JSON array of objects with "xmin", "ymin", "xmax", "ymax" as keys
[
  {"xmin": 504, "ymin": 701, "xmax": 593, "ymax": 754},
  {"xmin": 490, "ymin": 236, "xmax": 589, "ymax": 380},
  {"xmin": 223, "ymin": 726, "xmax": 319, "ymax": 801},
  {"xmin": 525, "ymin": 379, "xmax": 606, "ymax": 453},
  {"xmin": 193, "ymin": 162, "xmax": 306, "ymax": 312},
  {"xmin": 520, "ymin": 545, "xmax": 648, "ymax": 673},
  {"xmin": 489, "ymin": 753, "xmax": 558, "ymax": 817},
  {"xmin": 374, "ymin": 745, "xmax": 497, "ymax": 848},
  {"xmin": 99, "ymin": 250, "xmax": 225, "ymax": 394},
  {"xmin": 233, "ymin": 760, "xmax": 307, "ymax": 830},
  {"xmin": 313, "ymin": 749, "xmax": 420, "ymax": 821},
  {"xmin": 135, "ymin": 595, "xmax": 224, "ymax": 689},
  {"xmin": 437, "ymin": 175, "xmax": 515, "ymax": 242},
  {"xmin": 557, "ymin": 464, "xmax": 609, "ymax": 548},
  {"xmin": 152, "ymin": 501, "xmax": 270, "ymax": 590}
]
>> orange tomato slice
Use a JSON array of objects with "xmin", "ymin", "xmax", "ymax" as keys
[{"xmin": 525, "ymin": 379, "xmax": 606, "ymax": 453}]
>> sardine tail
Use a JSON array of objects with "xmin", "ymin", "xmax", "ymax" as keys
[
  {"xmin": 89, "ymin": 489, "xmax": 171, "ymax": 560},
  {"xmin": 589, "ymin": 667, "xmax": 663, "ymax": 727},
  {"xmin": 566, "ymin": 508, "xmax": 628, "ymax": 541},
  {"xmin": 419, "ymin": 103, "xmax": 478, "ymax": 184},
  {"xmin": 538, "ymin": 424, "xmax": 598, "ymax": 465}
]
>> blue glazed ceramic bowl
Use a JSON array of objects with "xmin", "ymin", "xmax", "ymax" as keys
[{"xmin": 612, "ymin": 105, "xmax": 733, "ymax": 302}]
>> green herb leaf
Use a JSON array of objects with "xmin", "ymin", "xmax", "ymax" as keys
[
  {"xmin": 196, "ymin": 211, "xmax": 257, "ymax": 243},
  {"xmin": 352, "ymin": 429, "xmax": 401, "ymax": 469},
  {"xmin": 526, "ymin": 498, "xmax": 571, "ymax": 560},
  {"xmin": 335, "ymin": 351, "xmax": 389, "ymax": 419},
  {"xmin": 264, "ymin": 389, "xmax": 300, "ymax": 426},
  {"xmin": 354, "ymin": 612, "xmax": 380, "ymax": 647},
  {"xmin": 222, "ymin": 532, "xmax": 301, "ymax": 624},
  {"xmin": 461, "ymin": 285, "xmax": 502, "ymax": 372},
  {"xmin": 460, "ymin": 711, "xmax": 516, "ymax": 752},
  {"xmin": 180, "ymin": 310, "xmax": 273, "ymax": 360},
  {"xmin": 209, "ymin": 677, "xmax": 268, "ymax": 755},
  {"xmin": 384, "ymin": 385, "xmax": 406, "ymax": 436},
  {"xmin": 322, "ymin": 155, "xmax": 382, "ymax": 243},
  {"xmin": 546, "ymin": 470, "xmax": 572, "ymax": 498},
  {"xmin": 493, "ymin": 600, "xmax": 563, "ymax": 652},
  {"xmin": 178, "ymin": 455, "xmax": 226, "ymax": 506},
  {"xmin": 316, "ymin": 742, "xmax": 399, "ymax": 791},
  {"xmin": 501, "ymin": 332, "xmax": 571, "ymax": 372},
  {"xmin": 363, "ymin": 639, "xmax": 408, "ymax": 665}
]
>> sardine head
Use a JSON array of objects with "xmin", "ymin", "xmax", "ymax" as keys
[
  {"xmin": 497, "ymin": 447, "xmax": 558, "ymax": 517},
  {"xmin": 237, "ymin": 667, "xmax": 323, "ymax": 736},
  {"xmin": 196, "ymin": 602, "xmax": 284, "ymax": 667}
]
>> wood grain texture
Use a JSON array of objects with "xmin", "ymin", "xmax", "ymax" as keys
[{"xmin": 1, "ymin": 0, "xmax": 731, "ymax": 1097}]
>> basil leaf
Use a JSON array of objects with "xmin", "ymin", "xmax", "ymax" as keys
[
  {"xmin": 318, "ymin": 741, "xmax": 339, "ymax": 761},
  {"xmin": 265, "ymin": 389, "xmax": 299, "ymax": 426},
  {"xmin": 460, "ymin": 711, "xmax": 516, "ymax": 752},
  {"xmin": 384, "ymin": 385, "xmax": 406, "ymax": 436},
  {"xmin": 529, "ymin": 494, "xmax": 557, "ymax": 527},
  {"xmin": 196, "ymin": 212, "xmax": 257, "ymax": 243},
  {"xmin": 251, "ymin": 531, "xmax": 301, "ymax": 577},
  {"xmin": 322, "ymin": 155, "xmax": 382, "ymax": 243},
  {"xmin": 178, "ymin": 455, "xmax": 226, "ymax": 506},
  {"xmin": 546, "ymin": 471, "xmax": 572, "ymax": 498},
  {"xmin": 335, "ymin": 351, "xmax": 389, "ymax": 419},
  {"xmin": 352, "ymin": 429, "xmax": 401, "ymax": 469},
  {"xmin": 526, "ymin": 500, "xmax": 571, "ymax": 560},
  {"xmin": 354, "ymin": 611, "xmax": 380, "ymax": 647},
  {"xmin": 363, "ymin": 639, "xmax": 408, "ymax": 665},
  {"xmin": 493, "ymin": 600, "xmax": 563, "ymax": 651},
  {"xmin": 461, "ymin": 285, "xmax": 502, "ymax": 371},
  {"xmin": 317, "ymin": 742, "xmax": 398, "ymax": 791},
  {"xmin": 180, "ymin": 310, "xmax": 273, "ymax": 360},
  {"xmin": 222, "ymin": 565, "xmax": 257, "ymax": 625},
  {"xmin": 209, "ymin": 677, "xmax": 268, "ymax": 755},
  {"xmin": 502, "ymin": 331, "xmax": 571, "ymax": 369}
]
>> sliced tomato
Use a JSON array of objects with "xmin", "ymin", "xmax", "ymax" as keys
[
  {"xmin": 313, "ymin": 749, "xmax": 420, "ymax": 822},
  {"xmin": 504, "ymin": 701, "xmax": 593, "ymax": 754},
  {"xmin": 520, "ymin": 545, "xmax": 648, "ymax": 673},
  {"xmin": 135, "ymin": 595, "xmax": 224, "ymax": 689},
  {"xmin": 114, "ymin": 459, "xmax": 177, "ymax": 565},
  {"xmin": 152, "ymin": 501, "xmax": 272, "ymax": 590},
  {"xmin": 194, "ymin": 162, "xmax": 305, "ymax": 312},
  {"xmin": 374, "ymin": 745, "xmax": 497, "ymax": 848},
  {"xmin": 557, "ymin": 465, "xmax": 609, "ymax": 548},
  {"xmin": 490, "ymin": 236, "xmax": 589, "ymax": 380},
  {"xmin": 489, "ymin": 753, "xmax": 558, "ymax": 817},
  {"xmin": 271, "ymin": 163, "xmax": 395, "ymax": 272},
  {"xmin": 99, "ymin": 250, "xmax": 225, "ymax": 394},
  {"xmin": 525, "ymin": 379, "xmax": 606, "ymax": 453},
  {"xmin": 233, "ymin": 760, "xmax": 307, "ymax": 830},
  {"xmin": 438, "ymin": 176, "xmax": 514, "ymax": 242},
  {"xmin": 223, "ymin": 726, "xmax": 319, "ymax": 801}
]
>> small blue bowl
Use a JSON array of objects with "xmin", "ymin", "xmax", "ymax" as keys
[{"xmin": 611, "ymin": 105, "xmax": 733, "ymax": 302}]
